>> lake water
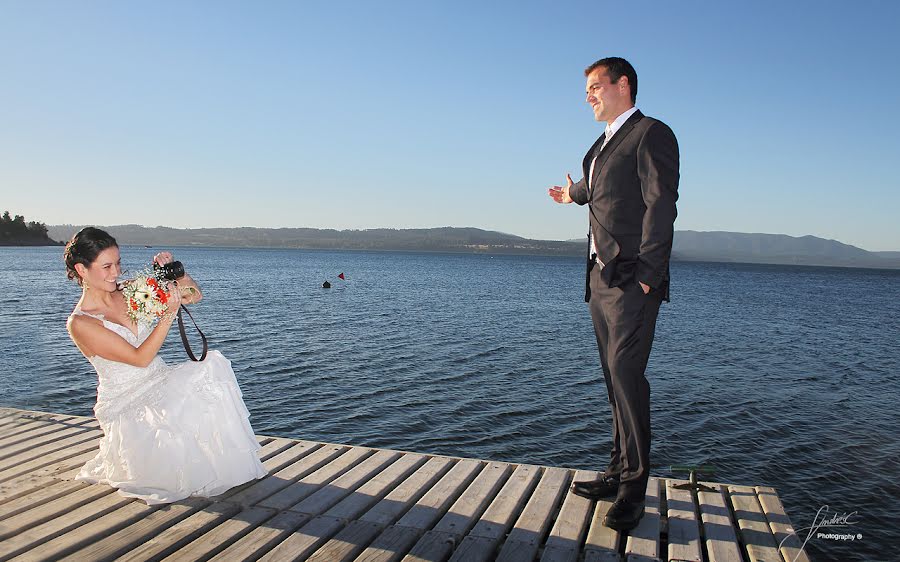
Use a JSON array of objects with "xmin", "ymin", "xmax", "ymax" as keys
[{"xmin": 1, "ymin": 246, "xmax": 898, "ymax": 560}]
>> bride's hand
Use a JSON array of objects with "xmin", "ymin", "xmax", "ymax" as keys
[
  {"xmin": 163, "ymin": 280, "xmax": 183, "ymax": 320},
  {"xmin": 154, "ymin": 251, "xmax": 175, "ymax": 267}
]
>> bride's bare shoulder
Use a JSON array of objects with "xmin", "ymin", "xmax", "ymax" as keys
[{"xmin": 67, "ymin": 309, "xmax": 102, "ymax": 334}]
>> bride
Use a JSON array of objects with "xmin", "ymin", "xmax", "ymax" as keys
[{"xmin": 64, "ymin": 227, "xmax": 267, "ymax": 504}]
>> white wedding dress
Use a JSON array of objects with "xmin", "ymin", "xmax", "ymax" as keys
[{"xmin": 72, "ymin": 308, "xmax": 268, "ymax": 504}]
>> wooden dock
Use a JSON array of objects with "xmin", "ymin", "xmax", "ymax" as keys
[{"xmin": 0, "ymin": 407, "xmax": 809, "ymax": 561}]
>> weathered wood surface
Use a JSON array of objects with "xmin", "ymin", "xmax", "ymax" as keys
[{"xmin": 0, "ymin": 407, "xmax": 808, "ymax": 561}]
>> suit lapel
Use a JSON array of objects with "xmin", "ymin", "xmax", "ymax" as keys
[
  {"xmin": 598, "ymin": 110, "xmax": 643, "ymax": 164},
  {"xmin": 582, "ymin": 110, "xmax": 645, "ymax": 188}
]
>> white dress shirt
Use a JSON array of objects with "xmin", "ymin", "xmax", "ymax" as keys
[{"xmin": 589, "ymin": 106, "xmax": 639, "ymax": 264}]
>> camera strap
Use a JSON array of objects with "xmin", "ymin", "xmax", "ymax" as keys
[{"xmin": 177, "ymin": 305, "xmax": 208, "ymax": 361}]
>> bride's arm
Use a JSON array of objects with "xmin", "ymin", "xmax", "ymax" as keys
[
  {"xmin": 68, "ymin": 312, "xmax": 178, "ymax": 368},
  {"xmin": 68, "ymin": 285, "xmax": 184, "ymax": 368},
  {"xmin": 175, "ymin": 272, "xmax": 202, "ymax": 305}
]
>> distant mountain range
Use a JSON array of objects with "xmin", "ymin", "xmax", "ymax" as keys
[{"xmin": 47, "ymin": 225, "xmax": 900, "ymax": 269}]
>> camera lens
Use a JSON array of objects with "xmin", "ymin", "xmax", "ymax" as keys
[{"xmin": 155, "ymin": 261, "xmax": 185, "ymax": 281}]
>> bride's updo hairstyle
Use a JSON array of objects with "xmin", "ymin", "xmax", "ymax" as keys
[{"xmin": 64, "ymin": 227, "xmax": 118, "ymax": 286}]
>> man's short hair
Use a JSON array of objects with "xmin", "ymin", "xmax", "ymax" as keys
[{"xmin": 585, "ymin": 57, "xmax": 638, "ymax": 104}]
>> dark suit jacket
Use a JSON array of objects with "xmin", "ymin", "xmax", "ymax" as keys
[{"xmin": 568, "ymin": 110, "xmax": 679, "ymax": 302}]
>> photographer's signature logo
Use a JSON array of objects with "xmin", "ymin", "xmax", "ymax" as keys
[{"xmin": 781, "ymin": 505, "xmax": 861, "ymax": 560}]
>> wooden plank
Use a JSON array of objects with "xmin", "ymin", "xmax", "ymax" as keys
[
  {"xmin": 257, "ymin": 437, "xmax": 298, "ymax": 461},
  {"xmin": 0, "ymin": 411, "xmax": 76, "ymax": 430},
  {"xmin": 355, "ymin": 524, "xmax": 426, "ymax": 562},
  {"xmin": 0, "ymin": 478, "xmax": 88, "ymax": 521},
  {"xmin": 0, "ymin": 473, "xmax": 59, "ymax": 505},
  {"xmin": 404, "ymin": 461, "xmax": 512, "ymax": 561},
  {"xmin": 697, "ymin": 485, "xmax": 743, "ymax": 562},
  {"xmin": 115, "ymin": 501, "xmax": 243, "ymax": 562},
  {"xmin": 0, "ymin": 408, "xmax": 816, "ymax": 562},
  {"xmin": 401, "ymin": 530, "xmax": 459, "ymax": 562},
  {"xmin": 287, "ymin": 449, "xmax": 400, "ymax": 516},
  {"xmin": 25, "ymin": 424, "xmax": 114, "ymax": 483},
  {"xmin": 224, "ymin": 441, "xmax": 330, "ymax": 506},
  {"xmin": 357, "ymin": 459, "xmax": 484, "ymax": 561},
  {"xmin": 666, "ymin": 478, "xmax": 702, "ymax": 562},
  {"xmin": 449, "ymin": 463, "xmax": 542, "ymax": 562},
  {"xmin": 583, "ymin": 546, "xmax": 622, "ymax": 562},
  {"xmin": 392, "ymin": 458, "xmax": 483, "ymax": 530},
  {"xmin": 325, "ymin": 453, "xmax": 428, "ymax": 521},
  {"xmin": 305, "ymin": 519, "xmax": 387, "ymax": 562},
  {"xmin": 0, "ymin": 419, "xmax": 60, "ymax": 444},
  {"xmin": 729, "ymin": 485, "xmax": 783, "ymax": 562},
  {"xmin": 258, "ymin": 446, "xmax": 372, "ymax": 511},
  {"xmin": 257, "ymin": 514, "xmax": 346, "ymax": 562},
  {"xmin": 0, "ymin": 408, "xmax": 25, "ymax": 419},
  {"xmin": 0, "ymin": 423, "xmax": 99, "ymax": 471},
  {"xmin": 583, "ymin": 497, "xmax": 621, "ymax": 562},
  {"xmin": 257, "ymin": 440, "xmax": 323, "ymax": 473},
  {"xmin": 358, "ymin": 457, "xmax": 455, "ymax": 526},
  {"xmin": 306, "ymin": 457, "xmax": 453, "ymax": 562},
  {"xmin": 44, "ymin": 449, "xmax": 110, "ymax": 481},
  {"xmin": 464, "ymin": 463, "xmax": 543, "ymax": 541},
  {"xmin": 0, "ymin": 419, "xmax": 24, "ymax": 432},
  {"xmin": 0, "ymin": 430, "xmax": 100, "ymax": 484},
  {"xmin": 430, "ymin": 461, "xmax": 511, "ymax": 537},
  {"xmin": 495, "ymin": 466, "xmax": 570, "ymax": 562},
  {"xmin": 0, "ymin": 407, "xmax": 60, "ymax": 418},
  {"xmin": 158, "ymin": 505, "xmax": 277, "ymax": 562},
  {"xmin": 0, "ymin": 487, "xmax": 131, "ymax": 559},
  {"xmin": 0, "ymin": 417, "xmax": 95, "ymax": 456},
  {"xmin": 541, "ymin": 469, "xmax": 599, "ymax": 562},
  {"xmin": 0, "ymin": 408, "xmax": 22, "ymax": 420},
  {"xmin": 208, "ymin": 509, "xmax": 310, "ymax": 561},
  {"xmin": 0, "ymin": 482, "xmax": 115, "ymax": 542},
  {"xmin": 55, "ymin": 497, "xmax": 209, "ymax": 561},
  {"xmin": 10, "ymin": 495, "xmax": 161, "ymax": 560},
  {"xmin": 447, "ymin": 535, "xmax": 500, "ymax": 562},
  {"xmin": 624, "ymin": 477, "xmax": 661, "ymax": 561},
  {"xmin": 757, "ymin": 486, "xmax": 811, "ymax": 562},
  {"xmin": 0, "ymin": 414, "xmax": 93, "ymax": 442}
]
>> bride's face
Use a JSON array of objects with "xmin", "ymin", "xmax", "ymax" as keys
[{"xmin": 78, "ymin": 246, "xmax": 122, "ymax": 291}]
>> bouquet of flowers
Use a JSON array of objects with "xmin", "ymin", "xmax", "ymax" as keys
[{"xmin": 121, "ymin": 268, "xmax": 171, "ymax": 324}]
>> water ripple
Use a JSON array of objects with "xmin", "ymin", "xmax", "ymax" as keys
[{"xmin": 2, "ymin": 248, "xmax": 898, "ymax": 559}]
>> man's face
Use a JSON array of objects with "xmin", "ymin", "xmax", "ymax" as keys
[{"xmin": 585, "ymin": 67, "xmax": 627, "ymax": 123}]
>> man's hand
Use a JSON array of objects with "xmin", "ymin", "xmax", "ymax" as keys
[
  {"xmin": 548, "ymin": 174, "xmax": 574, "ymax": 204},
  {"xmin": 639, "ymin": 281, "xmax": 651, "ymax": 294}
]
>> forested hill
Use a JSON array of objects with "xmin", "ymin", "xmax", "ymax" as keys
[
  {"xmin": 45, "ymin": 224, "xmax": 900, "ymax": 269},
  {"xmin": 48, "ymin": 225, "xmax": 578, "ymax": 255},
  {"xmin": 0, "ymin": 212, "xmax": 60, "ymax": 246}
]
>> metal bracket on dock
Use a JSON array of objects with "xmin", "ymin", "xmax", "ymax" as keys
[{"xmin": 670, "ymin": 464, "xmax": 717, "ymax": 492}]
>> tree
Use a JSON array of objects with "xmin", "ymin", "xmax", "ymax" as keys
[{"xmin": 0, "ymin": 210, "xmax": 58, "ymax": 245}]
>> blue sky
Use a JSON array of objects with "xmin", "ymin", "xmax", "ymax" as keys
[{"xmin": 2, "ymin": 1, "xmax": 899, "ymax": 250}]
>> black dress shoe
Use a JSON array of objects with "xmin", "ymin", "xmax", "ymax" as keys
[
  {"xmin": 603, "ymin": 498, "xmax": 645, "ymax": 531},
  {"xmin": 571, "ymin": 475, "xmax": 619, "ymax": 499}
]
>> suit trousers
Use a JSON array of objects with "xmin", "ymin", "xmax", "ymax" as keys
[{"xmin": 588, "ymin": 263, "xmax": 663, "ymax": 501}]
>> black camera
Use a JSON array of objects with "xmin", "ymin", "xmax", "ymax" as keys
[{"xmin": 154, "ymin": 260, "xmax": 185, "ymax": 281}]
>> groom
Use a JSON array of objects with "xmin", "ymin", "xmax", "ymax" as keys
[{"xmin": 548, "ymin": 57, "xmax": 679, "ymax": 530}]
